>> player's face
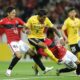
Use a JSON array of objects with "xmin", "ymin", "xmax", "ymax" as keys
[
  {"xmin": 69, "ymin": 10, "xmax": 77, "ymax": 18},
  {"xmin": 8, "ymin": 9, "xmax": 16, "ymax": 19},
  {"xmin": 38, "ymin": 16, "xmax": 46, "ymax": 23}
]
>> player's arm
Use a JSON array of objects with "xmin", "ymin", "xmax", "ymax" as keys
[
  {"xmin": 61, "ymin": 29, "xmax": 68, "ymax": 43},
  {"xmin": 29, "ymin": 38, "xmax": 46, "ymax": 48},
  {"xmin": 46, "ymin": 17, "xmax": 63, "ymax": 39},
  {"xmin": 51, "ymin": 27, "xmax": 62, "ymax": 39},
  {"xmin": 61, "ymin": 21, "xmax": 68, "ymax": 43},
  {"xmin": 17, "ymin": 17, "xmax": 31, "ymax": 34},
  {"xmin": 17, "ymin": 17, "xmax": 28, "ymax": 28},
  {"xmin": 50, "ymin": 27, "xmax": 65, "ymax": 45},
  {"xmin": 22, "ymin": 27, "xmax": 30, "ymax": 34},
  {"xmin": 78, "ymin": 20, "xmax": 80, "ymax": 36},
  {"xmin": 22, "ymin": 23, "xmax": 31, "ymax": 34},
  {"xmin": 21, "ymin": 17, "xmax": 33, "ymax": 34}
]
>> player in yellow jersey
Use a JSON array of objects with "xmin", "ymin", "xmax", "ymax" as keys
[
  {"xmin": 62, "ymin": 7, "xmax": 80, "ymax": 75},
  {"xmin": 25, "ymin": 9, "xmax": 63, "ymax": 75}
]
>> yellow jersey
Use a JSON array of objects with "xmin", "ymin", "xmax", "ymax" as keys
[
  {"xmin": 62, "ymin": 17, "xmax": 80, "ymax": 45},
  {"xmin": 26, "ymin": 15, "xmax": 53, "ymax": 39}
]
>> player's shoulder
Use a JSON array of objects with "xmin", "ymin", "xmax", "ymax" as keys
[
  {"xmin": 75, "ymin": 18, "xmax": 80, "ymax": 21},
  {"xmin": 64, "ymin": 17, "xmax": 71, "ymax": 24},
  {"xmin": 45, "ymin": 17, "xmax": 50, "ymax": 20},
  {"xmin": 45, "ymin": 17, "xmax": 52, "ymax": 24},
  {"xmin": 29, "ymin": 15, "xmax": 37, "ymax": 20},
  {"xmin": 65, "ymin": 17, "xmax": 70, "ymax": 21}
]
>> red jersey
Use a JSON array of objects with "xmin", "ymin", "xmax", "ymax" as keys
[
  {"xmin": 0, "ymin": 28, "xmax": 5, "ymax": 36},
  {"xmin": 38, "ymin": 38, "xmax": 66, "ymax": 59},
  {"xmin": 0, "ymin": 17, "xmax": 25, "ymax": 43},
  {"xmin": 51, "ymin": 45, "xmax": 66, "ymax": 59}
]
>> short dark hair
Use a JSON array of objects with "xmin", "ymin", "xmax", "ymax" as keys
[
  {"xmin": 38, "ymin": 9, "xmax": 47, "ymax": 16},
  {"xmin": 6, "ymin": 7, "xmax": 15, "ymax": 13},
  {"xmin": 67, "ymin": 7, "xmax": 76, "ymax": 13}
]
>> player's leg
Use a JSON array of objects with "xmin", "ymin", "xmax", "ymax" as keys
[
  {"xmin": 56, "ymin": 50, "xmax": 77, "ymax": 76},
  {"xmin": 56, "ymin": 68, "xmax": 75, "ymax": 76},
  {"xmin": 32, "ymin": 47, "xmax": 48, "ymax": 75},
  {"xmin": 70, "ymin": 44, "xmax": 80, "ymax": 75},
  {"xmin": 32, "ymin": 63, "xmax": 39, "ymax": 75},
  {"xmin": 76, "ymin": 64, "xmax": 80, "ymax": 75},
  {"xmin": 32, "ymin": 53, "xmax": 42, "ymax": 76},
  {"xmin": 20, "ymin": 40, "xmax": 53, "ymax": 74},
  {"xmin": 64, "ymin": 51, "xmax": 80, "ymax": 76},
  {"xmin": 76, "ymin": 52, "xmax": 80, "ymax": 75},
  {"xmin": 38, "ymin": 41, "xmax": 59, "ymax": 62},
  {"xmin": 77, "ymin": 41, "xmax": 80, "ymax": 60},
  {"xmin": 28, "ymin": 38, "xmax": 59, "ymax": 63},
  {"xmin": 32, "ymin": 51, "xmax": 47, "ymax": 76},
  {"xmin": 6, "ymin": 41, "xmax": 22, "ymax": 76},
  {"xmin": 27, "ymin": 49, "xmax": 53, "ymax": 74}
]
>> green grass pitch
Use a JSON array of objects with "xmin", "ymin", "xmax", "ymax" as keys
[{"xmin": 0, "ymin": 60, "xmax": 80, "ymax": 80}]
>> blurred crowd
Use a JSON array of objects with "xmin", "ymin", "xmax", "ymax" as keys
[{"xmin": 0, "ymin": 0, "xmax": 80, "ymax": 27}]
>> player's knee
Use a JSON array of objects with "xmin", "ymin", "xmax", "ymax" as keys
[
  {"xmin": 27, "ymin": 49, "xmax": 36, "ymax": 56},
  {"xmin": 15, "ymin": 52, "xmax": 22, "ymax": 58}
]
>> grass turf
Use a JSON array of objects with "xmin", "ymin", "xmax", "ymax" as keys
[{"xmin": 0, "ymin": 60, "xmax": 80, "ymax": 80}]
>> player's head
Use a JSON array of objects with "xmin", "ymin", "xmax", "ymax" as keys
[
  {"xmin": 37, "ymin": 9, "xmax": 47, "ymax": 23},
  {"xmin": 6, "ymin": 7, "xmax": 16, "ymax": 19},
  {"xmin": 67, "ymin": 7, "xmax": 77, "ymax": 18}
]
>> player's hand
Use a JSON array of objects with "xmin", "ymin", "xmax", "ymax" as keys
[
  {"xmin": 22, "ymin": 28, "xmax": 31, "ymax": 34},
  {"xmin": 25, "ymin": 29, "xmax": 31, "ymax": 34},
  {"xmin": 64, "ymin": 37, "xmax": 68, "ymax": 44}
]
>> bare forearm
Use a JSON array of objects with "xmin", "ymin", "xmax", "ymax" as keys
[
  {"xmin": 61, "ymin": 30, "xmax": 68, "ymax": 40},
  {"xmin": 52, "ymin": 27, "xmax": 62, "ymax": 38}
]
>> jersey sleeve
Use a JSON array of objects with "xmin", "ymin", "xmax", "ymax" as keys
[
  {"xmin": 62, "ymin": 20, "xmax": 68, "ymax": 30},
  {"xmin": 25, "ymin": 17, "xmax": 32, "ymax": 28},
  {"xmin": 17, "ymin": 18, "xmax": 25, "ymax": 25},
  {"xmin": 45, "ymin": 18, "xmax": 53, "ymax": 28}
]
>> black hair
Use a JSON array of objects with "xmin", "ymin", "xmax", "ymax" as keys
[
  {"xmin": 37, "ymin": 9, "xmax": 47, "ymax": 16},
  {"xmin": 6, "ymin": 7, "xmax": 15, "ymax": 13},
  {"xmin": 67, "ymin": 7, "xmax": 76, "ymax": 13}
]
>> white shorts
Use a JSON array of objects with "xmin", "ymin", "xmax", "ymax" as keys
[
  {"xmin": 62, "ymin": 50, "xmax": 78, "ymax": 69},
  {"xmin": 9, "ymin": 40, "xmax": 30, "ymax": 54}
]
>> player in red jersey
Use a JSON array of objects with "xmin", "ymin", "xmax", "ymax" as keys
[
  {"xmin": 33, "ymin": 28, "xmax": 80, "ymax": 76},
  {"xmin": 38, "ymin": 38, "xmax": 66, "ymax": 60},
  {"xmin": 0, "ymin": 7, "xmax": 53, "ymax": 76}
]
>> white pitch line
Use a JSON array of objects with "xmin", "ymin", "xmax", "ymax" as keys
[
  {"xmin": 2, "ymin": 75, "xmax": 79, "ymax": 80},
  {"xmin": 2, "ymin": 76, "xmax": 54, "ymax": 80}
]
